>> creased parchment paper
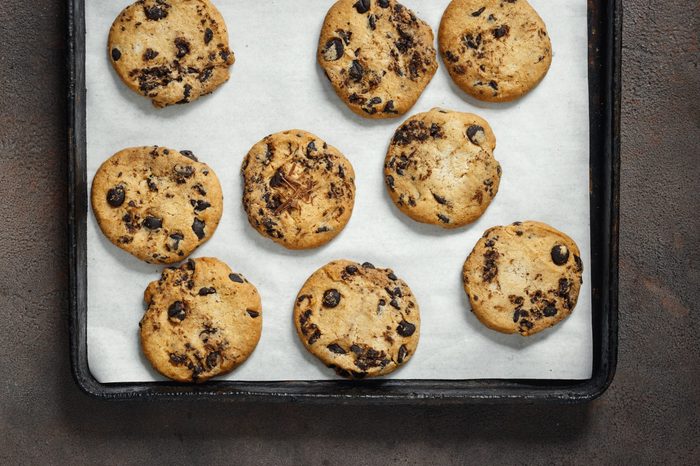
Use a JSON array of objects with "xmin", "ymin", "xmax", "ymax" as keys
[{"xmin": 86, "ymin": 0, "xmax": 592, "ymax": 382}]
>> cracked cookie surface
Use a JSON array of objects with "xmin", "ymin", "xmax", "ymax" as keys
[
  {"xmin": 318, "ymin": 0, "xmax": 438, "ymax": 118},
  {"xmin": 108, "ymin": 0, "xmax": 234, "ymax": 107},
  {"xmin": 241, "ymin": 130, "xmax": 356, "ymax": 250},
  {"xmin": 140, "ymin": 258, "xmax": 262, "ymax": 383},
  {"xmin": 294, "ymin": 260, "xmax": 420, "ymax": 378},
  {"xmin": 91, "ymin": 146, "xmax": 223, "ymax": 264},
  {"xmin": 439, "ymin": 0, "xmax": 552, "ymax": 102},
  {"xmin": 463, "ymin": 221, "xmax": 583, "ymax": 336},
  {"xmin": 384, "ymin": 108, "xmax": 501, "ymax": 228}
]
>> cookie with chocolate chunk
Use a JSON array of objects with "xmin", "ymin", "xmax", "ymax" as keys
[
  {"xmin": 384, "ymin": 108, "xmax": 501, "ymax": 228},
  {"xmin": 439, "ymin": 0, "xmax": 552, "ymax": 102},
  {"xmin": 294, "ymin": 260, "xmax": 420, "ymax": 378},
  {"xmin": 108, "ymin": 0, "xmax": 235, "ymax": 107},
  {"xmin": 91, "ymin": 146, "xmax": 223, "ymax": 264},
  {"xmin": 241, "ymin": 130, "xmax": 356, "ymax": 250},
  {"xmin": 318, "ymin": 0, "xmax": 438, "ymax": 118},
  {"xmin": 462, "ymin": 222, "xmax": 583, "ymax": 336},
  {"xmin": 140, "ymin": 257, "xmax": 262, "ymax": 383}
]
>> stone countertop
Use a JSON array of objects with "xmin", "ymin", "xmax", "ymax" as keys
[{"xmin": 0, "ymin": 1, "xmax": 697, "ymax": 464}]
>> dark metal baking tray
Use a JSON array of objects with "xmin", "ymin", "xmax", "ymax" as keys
[{"xmin": 68, "ymin": 0, "xmax": 620, "ymax": 403}]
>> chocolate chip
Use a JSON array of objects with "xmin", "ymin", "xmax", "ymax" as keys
[
  {"xmin": 386, "ymin": 175, "xmax": 395, "ymax": 190},
  {"xmin": 229, "ymin": 273, "xmax": 244, "ymax": 283},
  {"xmin": 520, "ymin": 320, "xmax": 534, "ymax": 331},
  {"xmin": 168, "ymin": 301, "xmax": 186, "ymax": 321},
  {"xmin": 327, "ymin": 343, "xmax": 346, "ymax": 354},
  {"xmin": 574, "ymin": 255, "xmax": 583, "ymax": 272},
  {"xmin": 488, "ymin": 80, "xmax": 499, "ymax": 90},
  {"xmin": 204, "ymin": 28, "xmax": 213, "ymax": 44},
  {"xmin": 308, "ymin": 329, "xmax": 321, "ymax": 345},
  {"xmin": 513, "ymin": 309, "xmax": 522, "ymax": 323},
  {"xmin": 106, "ymin": 186, "xmax": 125, "ymax": 207},
  {"xmin": 551, "ymin": 244, "xmax": 570, "ymax": 265},
  {"xmin": 467, "ymin": 125, "xmax": 486, "ymax": 145},
  {"xmin": 306, "ymin": 140, "xmax": 317, "ymax": 157},
  {"xmin": 388, "ymin": 272, "xmax": 397, "ymax": 281},
  {"xmin": 350, "ymin": 344, "xmax": 363, "ymax": 355},
  {"xmin": 193, "ymin": 200, "xmax": 211, "ymax": 212},
  {"xmin": 322, "ymin": 289, "xmax": 341, "ymax": 308},
  {"xmin": 472, "ymin": 7, "xmax": 486, "ymax": 16},
  {"xmin": 378, "ymin": 0, "xmax": 389, "ymax": 7},
  {"xmin": 432, "ymin": 193, "xmax": 448, "ymax": 205},
  {"xmin": 144, "ymin": 5, "xmax": 168, "ymax": 21},
  {"xmin": 168, "ymin": 232, "xmax": 183, "ymax": 250},
  {"xmin": 174, "ymin": 37, "xmax": 190, "ymax": 59},
  {"xmin": 111, "ymin": 48, "xmax": 121, "ymax": 61},
  {"xmin": 389, "ymin": 299, "xmax": 401, "ymax": 310},
  {"xmin": 246, "ymin": 309, "xmax": 260, "ymax": 318},
  {"xmin": 368, "ymin": 14, "xmax": 377, "ymax": 30},
  {"xmin": 173, "ymin": 164, "xmax": 195, "ymax": 182},
  {"xmin": 362, "ymin": 262, "xmax": 375, "ymax": 269},
  {"xmin": 206, "ymin": 351, "xmax": 220, "ymax": 369},
  {"xmin": 349, "ymin": 60, "xmax": 364, "ymax": 82},
  {"xmin": 383, "ymin": 100, "xmax": 398, "ymax": 114},
  {"xmin": 543, "ymin": 304, "xmax": 558, "ymax": 317},
  {"xmin": 322, "ymin": 38, "xmax": 344, "ymax": 61},
  {"xmin": 198, "ymin": 287, "xmax": 216, "ymax": 296},
  {"xmin": 143, "ymin": 216, "xmax": 162, "ymax": 230},
  {"xmin": 397, "ymin": 345, "xmax": 408, "ymax": 363},
  {"xmin": 353, "ymin": 0, "xmax": 370, "ymax": 14},
  {"xmin": 143, "ymin": 48, "xmax": 159, "ymax": 61},
  {"xmin": 492, "ymin": 25, "xmax": 510, "ymax": 39},
  {"xmin": 396, "ymin": 320, "xmax": 416, "ymax": 337},
  {"xmin": 345, "ymin": 265, "xmax": 358, "ymax": 275},
  {"xmin": 179, "ymin": 150, "xmax": 198, "ymax": 162},
  {"xmin": 437, "ymin": 214, "xmax": 450, "ymax": 224},
  {"xmin": 464, "ymin": 33, "xmax": 482, "ymax": 50},
  {"xmin": 192, "ymin": 218, "xmax": 205, "ymax": 239},
  {"xmin": 269, "ymin": 167, "xmax": 286, "ymax": 188}
]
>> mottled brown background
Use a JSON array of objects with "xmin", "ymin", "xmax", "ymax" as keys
[{"xmin": 0, "ymin": 1, "xmax": 698, "ymax": 464}]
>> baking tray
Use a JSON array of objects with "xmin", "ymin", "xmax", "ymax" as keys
[{"xmin": 68, "ymin": 0, "xmax": 620, "ymax": 403}]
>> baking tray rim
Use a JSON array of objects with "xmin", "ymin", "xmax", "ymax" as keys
[{"xmin": 68, "ymin": 0, "xmax": 621, "ymax": 403}]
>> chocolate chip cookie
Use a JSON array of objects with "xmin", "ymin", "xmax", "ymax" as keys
[
  {"xmin": 294, "ymin": 260, "xmax": 420, "ymax": 378},
  {"xmin": 91, "ymin": 146, "xmax": 223, "ymax": 264},
  {"xmin": 241, "ymin": 130, "xmax": 356, "ymax": 250},
  {"xmin": 462, "ymin": 221, "xmax": 584, "ymax": 336},
  {"xmin": 384, "ymin": 108, "xmax": 501, "ymax": 228},
  {"xmin": 140, "ymin": 257, "xmax": 262, "ymax": 383},
  {"xmin": 318, "ymin": 0, "xmax": 438, "ymax": 118},
  {"xmin": 439, "ymin": 0, "xmax": 552, "ymax": 102},
  {"xmin": 108, "ymin": 0, "xmax": 235, "ymax": 108}
]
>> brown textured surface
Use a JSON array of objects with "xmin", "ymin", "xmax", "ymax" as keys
[{"xmin": 0, "ymin": 1, "xmax": 698, "ymax": 464}]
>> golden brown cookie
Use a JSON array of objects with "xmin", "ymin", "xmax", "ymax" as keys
[
  {"xmin": 91, "ymin": 146, "xmax": 223, "ymax": 264},
  {"xmin": 241, "ymin": 130, "xmax": 356, "ymax": 250},
  {"xmin": 384, "ymin": 108, "xmax": 501, "ymax": 228},
  {"xmin": 462, "ymin": 221, "xmax": 584, "ymax": 336},
  {"xmin": 140, "ymin": 257, "xmax": 262, "ymax": 383},
  {"xmin": 318, "ymin": 0, "xmax": 438, "ymax": 118},
  {"xmin": 108, "ymin": 0, "xmax": 235, "ymax": 107},
  {"xmin": 294, "ymin": 260, "xmax": 420, "ymax": 379},
  {"xmin": 439, "ymin": 0, "xmax": 552, "ymax": 102}
]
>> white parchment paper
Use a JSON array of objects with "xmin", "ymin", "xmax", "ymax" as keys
[{"xmin": 86, "ymin": 0, "xmax": 592, "ymax": 382}]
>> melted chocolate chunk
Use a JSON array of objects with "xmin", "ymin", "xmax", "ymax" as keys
[
  {"xmin": 192, "ymin": 218, "xmax": 205, "ymax": 240},
  {"xmin": 492, "ymin": 25, "xmax": 510, "ymax": 39},
  {"xmin": 467, "ymin": 125, "xmax": 486, "ymax": 145},
  {"xmin": 349, "ymin": 60, "xmax": 364, "ymax": 82},
  {"xmin": 204, "ymin": 28, "xmax": 213, "ymax": 44},
  {"xmin": 246, "ymin": 309, "xmax": 260, "ymax": 318},
  {"xmin": 327, "ymin": 343, "xmax": 346, "ymax": 354},
  {"xmin": 168, "ymin": 301, "xmax": 186, "ymax": 321},
  {"xmin": 229, "ymin": 273, "xmax": 244, "ymax": 283},
  {"xmin": 353, "ymin": 0, "xmax": 371, "ymax": 14},
  {"xmin": 144, "ymin": 5, "xmax": 168, "ymax": 21},
  {"xmin": 551, "ymin": 244, "xmax": 570, "ymax": 265},
  {"xmin": 322, "ymin": 38, "xmax": 344, "ymax": 61},
  {"xmin": 397, "ymin": 345, "xmax": 408, "ymax": 363},
  {"xmin": 396, "ymin": 320, "xmax": 416, "ymax": 337},
  {"xmin": 111, "ymin": 48, "xmax": 121, "ymax": 61},
  {"xmin": 345, "ymin": 265, "xmax": 358, "ymax": 275},
  {"xmin": 143, "ymin": 216, "xmax": 162, "ymax": 230},
  {"xmin": 174, "ymin": 37, "xmax": 190, "ymax": 59},
  {"xmin": 322, "ymin": 289, "xmax": 341, "ymax": 308},
  {"xmin": 106, "ymin": 186, "xmax": 125, "ymax": 207}
]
